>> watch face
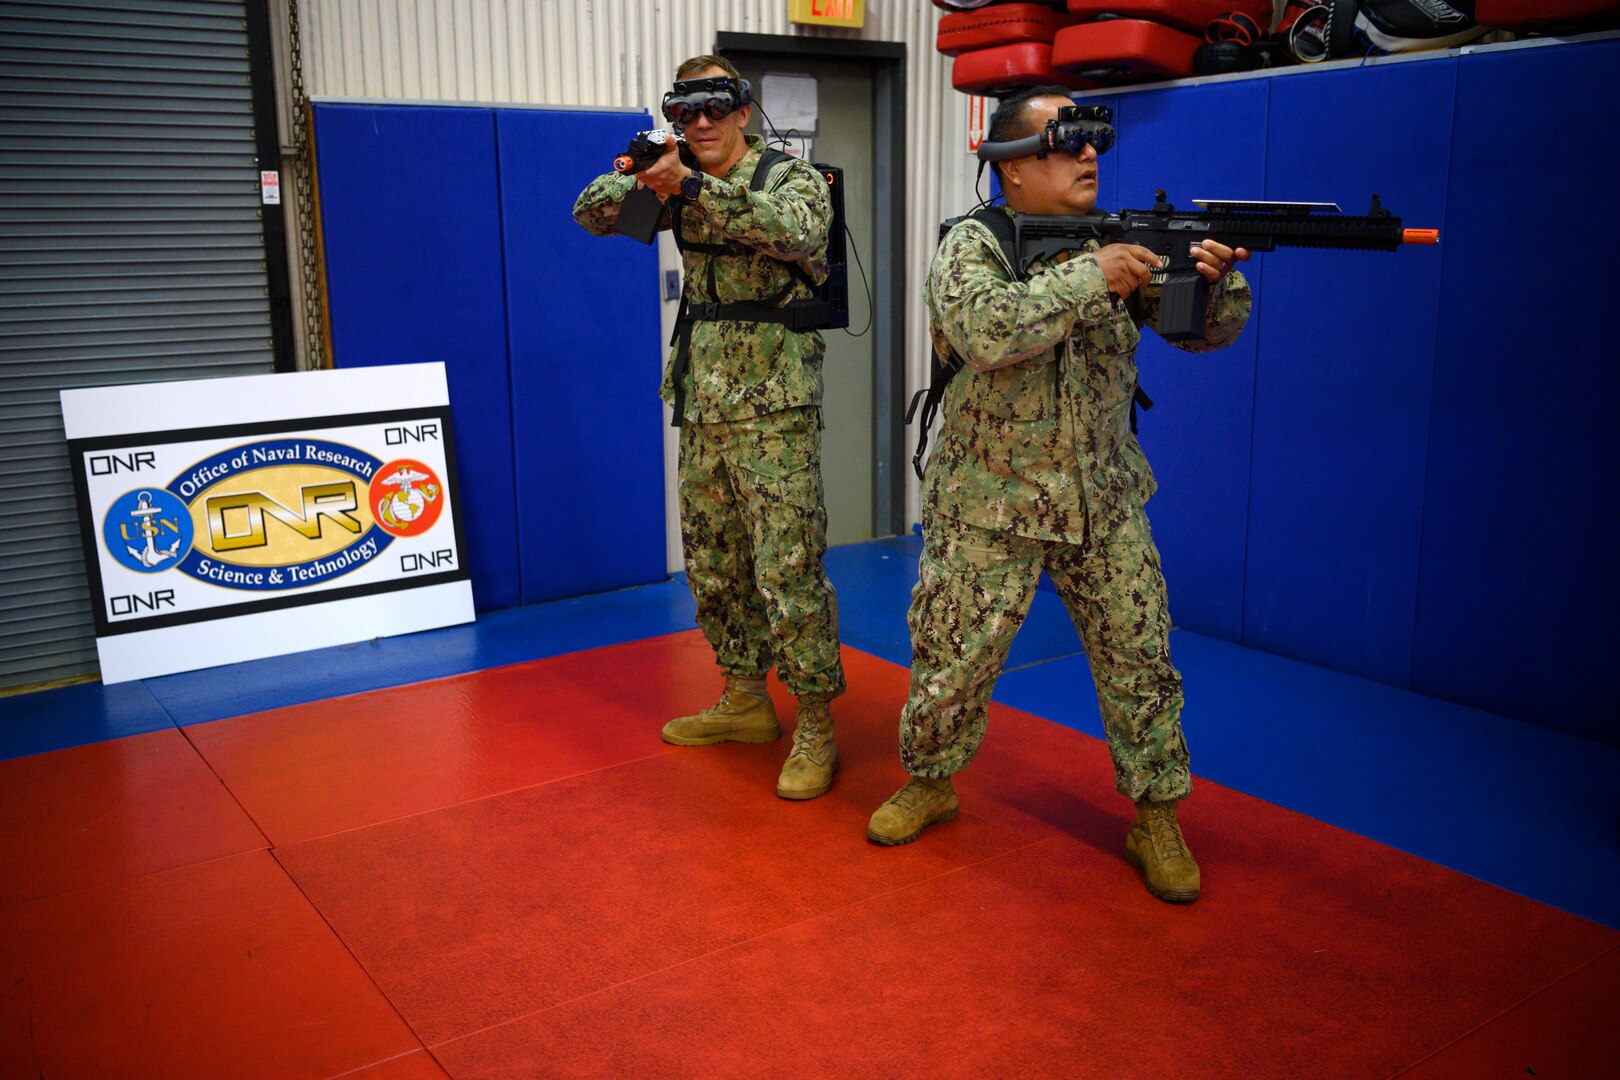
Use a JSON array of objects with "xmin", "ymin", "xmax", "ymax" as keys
[{"xmin": 683, "ymin": 174, "xmax": 703, "ymax": 199}]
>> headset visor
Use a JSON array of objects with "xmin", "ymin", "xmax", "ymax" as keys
[{"xmin": 660, "ymin": 77, "xmax": 749, "ymax": 126}]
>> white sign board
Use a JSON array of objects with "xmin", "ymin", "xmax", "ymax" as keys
[{"xmin": 62, "ymin": 363, "xmax": 474, "ymax": 683}]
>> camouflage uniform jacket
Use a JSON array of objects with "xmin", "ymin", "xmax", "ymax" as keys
[
  {"xmin": 923, "ymin": 206, "xmax": 1251, "ymax": 545},
  {"xmin": 572, "ymin": 136, "xmax": 832, "ymax": 423}
]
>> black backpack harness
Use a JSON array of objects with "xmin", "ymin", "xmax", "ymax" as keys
[
  {"xmin": 666, "ymin": 149, "xmax": 833, "ymax": 427},
  {"xmin": 904, "ymin": 206, "xmax": 1154, "ymax": 480}
]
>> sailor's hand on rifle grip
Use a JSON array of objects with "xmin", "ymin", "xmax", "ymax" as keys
[
  {"xmin": 1094, "ymin": 244, "xmax": 1162, "ymax": 298},
  {"xmin": 638, "ymin": 150, "xmax": 690, "ymax": 198},
  {"xmin": 1190, "ymin": 240, "xmax": 1250, "ymax": 282}
]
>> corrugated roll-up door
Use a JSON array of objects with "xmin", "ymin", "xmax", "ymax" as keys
[{"xmin": 0, "ymin": 0, "xmax": 276, "ymax": 691}]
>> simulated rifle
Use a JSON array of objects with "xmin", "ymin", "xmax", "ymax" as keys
[
  {"xmin": 613, "ymin": 128, "xmax": 695, "ymax": 176},
  {"xmin": 611, "ymin": 129, "xmax": 699, "ymax": 245},
  {"xmin": 1017, "ymin": 190, "xmax": 1439, "ymax": 340}
]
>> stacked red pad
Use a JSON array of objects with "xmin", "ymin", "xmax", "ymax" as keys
[
  {"xmin": 952, "ymin": 42, "xmax": 1096, "ymax": 95},
  {"xmin": 1054, "ymin": 1, "xmax": 1273, "ymax": 82},
  {"xmin": 1064, "ymin": 0, "xmax": 1271, "ymax": 33},
  {"xmin": 941, "ymin": 5, "xmax": 1096, "ymax": 95},
  {"xmin": 937, "ymin": 2, "xmax": 1071, "ymax": 56}
]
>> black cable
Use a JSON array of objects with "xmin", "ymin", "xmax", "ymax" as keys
[
  {"xmin": 841, "ymin": 221, "xmax": 875, "ymax": 338},
  {"xmin": 968, "ymin": 160, "xmax": 1003, "ymax": 214},
  {"xmin": 752, "ymin": 101, "xmax": 809, "ymax": 159}
]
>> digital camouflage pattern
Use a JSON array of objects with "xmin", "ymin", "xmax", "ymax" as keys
[
  {"xmin": 572, "ymin": 135, "xmax": 832, "ymax": 423},
  {"xmin": 899, "ymin": 206, "xmax": 1250, "ymax": 796},
  {"xmin": 900, "ymin": 506, "xmax": 1189, "ymax": 802},
  {"xmin": 574, "ymin": 135, "xmax": 843, "ymax": 703},
  {"xmin": 923, "ymin": 207, "xmax": 1251, "ymax": 545},
  {"xmin": 678, "ymin": 405, "xmax": 844, "ymax": 700}
]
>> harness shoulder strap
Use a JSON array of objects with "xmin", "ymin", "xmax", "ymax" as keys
[
  {"xmin": 753, "ymin": 149, "xmax": 823, "ymax": 294},
  {"xmin": 969, "ymin": 205, "xmax": 1018, "ymax": 277},
  {"xmin": 906, "ymin": 210, "xmax": 1020, "ymax": 479},
  {"xmin": 751, "ymin": 149, "xmax": 792, "ymax": 192}
]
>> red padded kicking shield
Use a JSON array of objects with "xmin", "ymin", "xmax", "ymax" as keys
[
  {"xmin": 1065, "ymin": 0, "xmax": 1274, "ymax": 34},
  {"xmin": 938, "ymin": 3, "xmax": 1070, "ymax": 57},
  {"xmin": 1474, "ymin": 1, "xmax": 1618, "ymax": 29},
  {"xmin": 1052, "ymin": 19, "xmax": 1203, "ymax": 81},
  {"xmin": 952, "ymin": 41, "xmax": 1096, "ymax": 94}
]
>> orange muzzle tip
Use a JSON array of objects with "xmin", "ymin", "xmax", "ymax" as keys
[
  {"xmin": 1402, "ymin": 228, "xmax": 1440, "ymax": 245},
  {"xmin": 613, "ymin": 155, "xmax": 634, "ymax": 174}
]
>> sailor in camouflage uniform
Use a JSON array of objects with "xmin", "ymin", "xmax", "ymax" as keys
[
  {"xmin": 573, "ymin": 55, "xmax": 845, "ymax": 800},
  {"xmin": 867, "ymin": 88, "xmax": 1252, "ymax": 903}
]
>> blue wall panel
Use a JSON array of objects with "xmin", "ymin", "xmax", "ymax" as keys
[
  {"xmin": 314, "ymin": 103, "xmax": 521, "ymax": 611},
  {"xmin": 1411, "ymin": 40, "xmax": 1620, "ymax": 743},
  {"xmin": 496, "ymin": 110, "xmax": 667, "ymax": 604},
  {"xmin": 1242, "ymin": 62, "xmax": 1454, "ymax": 685},
  {"xmin": 1113, "ymin": 80, "xmax": 1269, "ymax": 641}
]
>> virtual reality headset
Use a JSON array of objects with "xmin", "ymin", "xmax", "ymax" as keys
[
  {"xmin": 977, "ymin": 104, "xmax": 1116, "ymax": 164},
  {"xmin": 661, "ymin": 77, "xmax": 754, "ymax": 127}
]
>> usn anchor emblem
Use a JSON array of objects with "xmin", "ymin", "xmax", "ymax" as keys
[
  {"xmin": 125, "ymin": 490, "xmax": 183, "ymax": 568},
  {"xmin": 374, "ymin": 462, "xmax": 442, "ymax": 533}
]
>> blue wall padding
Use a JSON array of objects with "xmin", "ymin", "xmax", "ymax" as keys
[
  {"xmin": 314, "ymin": 102, "xmax": 668, "ymax": 613},
  {"xmin": 1118, "ymin": 80, "xmax": 1269, "ymax": 642},
  {"xmin": 1410, "ymin": 41, "xmax": 1620, "ymax": 743},
  {"xmin": 495, "ymin": 109, "xmax": 666, "ymax": 604},
  {"xmin": 1242, "ymin": 61, "xmax": 1454, "ymax": 686},
  {"xmin": 314, "ymin": 103, "xmax": 520, "ymax": 610},
  {"xmin": 1066, "ymin": 35, "xmax": 1618, "ymax": 743}
]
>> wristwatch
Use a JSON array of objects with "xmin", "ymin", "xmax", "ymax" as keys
[{"xmin": 680, "ymin": 170, "xmax": 704, "ymax": 203}]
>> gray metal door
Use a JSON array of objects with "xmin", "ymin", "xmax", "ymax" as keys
[
  {"xmin": 0, "ymin": 0, "xmax": 276, "ymax": 691},
  {"xmin": 733, "ymin": 53, "xmax": 878, "ymax": 546}
]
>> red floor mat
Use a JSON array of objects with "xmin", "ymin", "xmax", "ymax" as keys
[
  {"xmin": 7, "ymin": 632, "xmax": 1615, "ymax": 1077},
  {"xmin": 184, "ymin": 631, "xmax": 727, "ymax": 846},
  {"xmin": 266, "ymin": 640, "xmax": 1616, "ymax": 1074},
  {"xmin": 274, "ymin": 647, "xmax": 1043, "ymax": 1046},
  {"xmin": 0, "ymin": 727, "xmax": 266, "ymax": 910},
  {"xmin": 343, "ymin": 1051, "xmax": 453, "ymax": 1079},
  {"xmin": 0, "ymin": 850, "xmax": 421, "ymax": 1079},
  {"xmin": 430, "ymin": 789, "xmax": 1617, "ymax": 1078},
  {"xmin": 1396, "ymin": 945, "xmax": 1620, "ymax": 1078}
]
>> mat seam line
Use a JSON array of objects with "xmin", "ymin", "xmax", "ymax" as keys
[
  {"xmin": 1383, "ymin": 940, "xmax": 1620, "ymax": 1079},
  {"xmin": 176, "ymin": 722, "xmax": 439, "ymax": 1073},
  {"xmin": 0, "ymin": 730, "xmax": 274, "ymax": 916},
  {"xmin": 266, "ymin": 744, "xmax": 685, "ymax": 848},
  {"xmin": 268, "ymin": 842, "xmax": 442, "ymax": 1067},
  {"xmin": 424, "ymin": 830, "xmax": 1073, "ymax": 1051}
]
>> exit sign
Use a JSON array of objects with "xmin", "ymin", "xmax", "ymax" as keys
[{"xmin": 789, "ymin": 0, "xmax": 863, "ymax": 28}]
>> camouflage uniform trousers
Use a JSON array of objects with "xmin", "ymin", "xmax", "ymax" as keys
[
  {"xmin": 900, "ymin": 504, "xmax": 1190, "ymax": 803},
  {"xmin": 678, "ymin": 404, "xmax": 846, "ymax": 701}
]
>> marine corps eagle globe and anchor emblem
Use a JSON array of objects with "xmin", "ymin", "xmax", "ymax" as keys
[{"xmin": 370, "ymin": 459, "xmax": 445, "ymax": 537}]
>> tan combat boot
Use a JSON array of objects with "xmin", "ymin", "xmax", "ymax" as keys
[
  {"xmin": 866, "ymin": 776, "xmax": 959, "ymax": 845},
  {"xmin": 1125, "ymin": 799, "xmax": 1201, "ymax": 903},
  {"xmin": 661, "ymin": 675, "xmax": 781, "ymax": 746},
  {"xmin": 776, "ymin": 699, "xmax": 838, "ymax": 800}
]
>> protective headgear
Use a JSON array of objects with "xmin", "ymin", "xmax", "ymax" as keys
[
  {"xmin": 977, "ymin": 104, "xmax": 1116, "ymax": 164},
  {"xmin": 661, "ymin": 77, "xmax": 754, "ymax": 128}
]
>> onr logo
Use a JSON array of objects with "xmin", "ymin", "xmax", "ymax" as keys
[{"xmin": 206, "ymin": 481, "xmax": 363, "ymax": 553}]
